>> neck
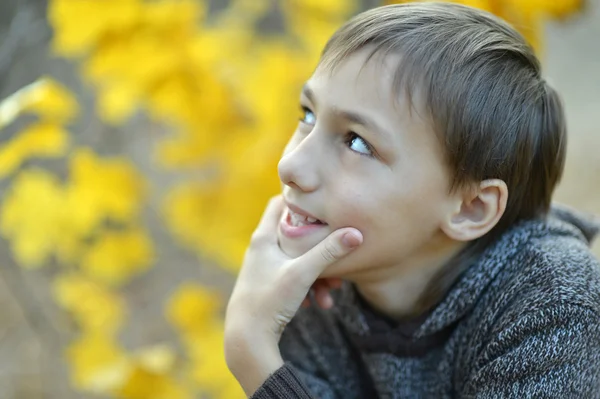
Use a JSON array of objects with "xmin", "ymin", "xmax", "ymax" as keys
[{"xmin": 350, "ymin": 238, "xmax": 466, "ymax": 320}]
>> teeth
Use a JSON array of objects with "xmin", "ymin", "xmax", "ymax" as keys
[{"xmin": 289, "ymin": 210, "xmax": 321, "ymax": 227}]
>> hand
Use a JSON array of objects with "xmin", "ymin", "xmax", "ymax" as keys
[{"xmin": 224, "ymin": 195, "xmax": 362, "ymax": 395}]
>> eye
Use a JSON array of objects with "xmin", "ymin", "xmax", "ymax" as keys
[
  {"xmin": 346, "ymin": 132, "xmax": 373, "ymax": 157},
  {"xmin": 299, "ymin": 106, "xmax": 316, "ymax": 125}
]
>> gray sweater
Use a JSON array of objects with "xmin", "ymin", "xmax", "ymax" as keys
[{"xmin": 251, "ymin": 205, "xmax": 600, "ymax": 398}]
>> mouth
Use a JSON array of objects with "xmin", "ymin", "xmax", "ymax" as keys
[{"xmin": 279, "ymin": 205, "xmax": 328, "ymax": 239}]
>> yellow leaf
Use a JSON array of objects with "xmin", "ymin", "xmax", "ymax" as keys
[
  {"xmin": 141, "ymin": 0, "xmax": 204, "ymax": 34},
  {"xmin": 84, "ymin": 31, "xmax": 180, "ymax": 88},
  {"xmin": 49, "ymin": 0, "xmax": 142, "ymax": 56},
  {"xmin": 0, "ymin": 78, "xmax": 78, "ymax": 129},
  {"xmin": 155, "ymin": 128, "xmax": 221, "ymax": 169},
  {"xmin": 96, "ymin": 83, "xmax": 142, "ymax": 125},
  {"xmin": 132, "ymin": 344, "xmax": 176, "ymax": 375},
  {"xmin": 147, "ymin": 69, "xmax": 243, "ymax": 133},
  {"xmin": 289, "ymin": 0, "xmax": 357, "ymax": 16},
  {"xmin": 65, "ymin": 148, "xmax": 146, "ymax": 235},
  {"xmin": 503, "ymin": 0, "xmax": 584, "ymax": 18},
  {"xmin": 0, "ymin": 122, "xmax": 69, "ymax": 178},
  {"xmin": 116, "ymin": 365, "xmax": 192, "ymax": 399},
  {"xmin": 80, "ymin": 227, "xmax": 154, "ymax": 286},
  {"xmin": 539, "ymin": 0, "xmax": 584, "ymax": 19},
  {"xmin": 282, "ymin": 2, "xmax": 353, "ymax": 53},
  {"xmin": 161, "ymin": 172, "xmax": 279, "ymax": 272},
  {"xmin": 115, "ymin": 344, "xmax": 188, "ymax": 399},
  {"xmin": 166, "ymin": 283, "xmax": 222, "ymax": 336},
  {"xmin": 184, "ymin": 322, "xmax": 244, "ymax": 398},
  {"xmin": 66, "ymin": 333, "xmax": 131, "ymax": 394},
  {"xmin": 0, "ymin": 169, "xmax": 65, "ymax": 267},
  {"xmin": 215, "ymin": 0, "xmax": 270, "ymax": 30},
  {"xmin": 53, "ymin": 273, "xmax": 125, "ymax": 333},
  {"xmin": 385, "ymin": 0, "xmax": 492, "ymax": 9}
]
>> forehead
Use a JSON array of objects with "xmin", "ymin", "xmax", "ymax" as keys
[
  {"xmin": 309, "ymin": 49, "xmax": 401, "ymax": 111},
  {"xmin": 306, "ymin": 48, "xmax": 434, "ymax": 142}
]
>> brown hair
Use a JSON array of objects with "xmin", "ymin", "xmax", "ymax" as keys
[{"xmin": 320, "ymin": 2, "xmax": 567, "ymax": 313}]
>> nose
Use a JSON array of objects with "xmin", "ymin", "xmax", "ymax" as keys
[{"xmin": 278, "ymin": 135, "xmax": 321, "ymax": 193}]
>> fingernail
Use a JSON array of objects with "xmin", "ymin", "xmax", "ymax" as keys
[
  {"xmin": 322, "ymin": 295, "xmax": 333, "ymax": 309},
  {"xmin": 342, "ymin": 232, "xmax": 361, "ymax": 248}
]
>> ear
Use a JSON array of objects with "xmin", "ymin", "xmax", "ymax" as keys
[{"xmin": 441, "ymin": 179, "xmax": 508, "ymax": 242}]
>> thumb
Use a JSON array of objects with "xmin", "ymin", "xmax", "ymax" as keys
[{"xmin": 293, "ymin": 228, "xmax": 363, "ymax": 284}]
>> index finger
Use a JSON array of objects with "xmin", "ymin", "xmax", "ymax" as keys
[{"xmin": 251, "ymin": 195, "xmax": 284, "ymax": 244}]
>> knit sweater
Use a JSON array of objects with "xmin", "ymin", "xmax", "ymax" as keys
[{"xmin": 251, "ymin": 205, "xmax": 600, "ymax": 398}]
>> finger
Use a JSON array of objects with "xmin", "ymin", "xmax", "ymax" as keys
[
  {"xmin": 312, "ymin": 279, "xmax": 330, "ymax": 291},
  {"xmin": 292, "ymin": 228, "xmax": 363, "ymax": 286},
  {"xmin": 251, "ymin": 195, "xmax": 284, "ymax": 245},
  {"xmin": 314, "ymin": 286, "xmax": 334, "ymax": 309},
  {"xmin": 325, "ymin": 278, "xmax": 343, "ymax": 289}
]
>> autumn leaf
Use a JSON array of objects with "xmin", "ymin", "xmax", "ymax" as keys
[
  {"xmin": 0, "ymin": 169, "xmax": 65, "ymax": 268},
  {"xmin": 116, "ymin": 343, "xmax": 191, "ymax": 399},
  {"xmin": 49, "ymin": 0, "xmax": 142, "ymax": 56},
  {"xmin": 95, "ymin": 82, "xmax": 142, "ymax": 124},
  {"xmin": 53, "ymin": 273, "xmax": 126, "ymax": 333},
  {"xmin": 65, "ymin": 148, "xmax": 146, "ymax": 235},
  {"xmin": 80, "ymin": 227, "xmax": 154, "ymax": 286},
  {"xmin": 116, "ymin": 366, "xmax": 192, "ymax": 399},
  {"xmin": 66, "ymin": 333, "xmax": 131, "ymax": 393},
  {"xmin": 183, "ymin": 321, "xmax": 244, "ymax": 399},
  {"xmin": 384, "ymin": 0, "xmax": 584, "ymax": 52},
  {"xmin": 132, "ymin": 344, "xmax": 177, "ymax": 375},
  {"xmin": 0, "ymin": 122, "xmax": 69, "ymax": 178},
  {"xmin": 0, "ymin": 77, "xmax": 78, "ymax": 129},
  {"xmin": 165, "ymin": 283, "xmax": 223, "ymax": 337}
]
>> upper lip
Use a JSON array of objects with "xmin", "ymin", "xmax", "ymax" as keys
[{"xmin": 284, "ymin": 200, "xmax": 326, "ymax": 223}]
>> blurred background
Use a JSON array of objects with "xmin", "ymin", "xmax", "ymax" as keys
[{"xmin": 0, "ymin": 0, "xmax": 598, "ymax": 398}]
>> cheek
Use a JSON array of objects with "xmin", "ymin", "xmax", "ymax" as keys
[
  {"xmin": 326, "ymin": 185, "xmax": 374, "ymax": 230},
  {"xmin": 320, "ymin": 182, "xmax": 447, "ymax": 277}
]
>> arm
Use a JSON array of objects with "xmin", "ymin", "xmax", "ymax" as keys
[
  {"xmin": 461, "ymin": 304, "xmax": 600, "ymax": 398},
  {"xmin": 250, "ymin": 363, "xmax": 335, "ymax": 399},
  {"xmin": 228, "ymin": 304, "xmax": 357, "ymax": 399},
  {"xmin": 224, "ymin": 196, "xmax": 362, "ymax": 397}
]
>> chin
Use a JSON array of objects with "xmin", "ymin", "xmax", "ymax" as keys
[
  {"xmin": 278, "ymin": 235, "xmax": 320, "ymax": 258},
  {"xmin": 278, "ymin": 241, "xmax": 312, "ymax": 258}
]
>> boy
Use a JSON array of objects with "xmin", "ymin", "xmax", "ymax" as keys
[{"xmin": 225, "ymin": 3, "xmax": 600, "ymax": 398}]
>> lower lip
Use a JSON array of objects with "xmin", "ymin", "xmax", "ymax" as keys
[{"xmin": 279, "ymin": 209, "xmax": 328, "ymax": 238}]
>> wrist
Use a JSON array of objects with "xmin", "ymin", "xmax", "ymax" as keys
[{"xmin": 225, "ymin": 330, "xmax": 284, "ymax": 397}]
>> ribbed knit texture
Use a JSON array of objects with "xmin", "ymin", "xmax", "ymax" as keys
[
  {"xmin": 251, "ymin": 363, "xmax": 314, "ymax": 399},
  {"xmin": 251, "ymin": 205, "xmax": 600, "ymax": 398}
]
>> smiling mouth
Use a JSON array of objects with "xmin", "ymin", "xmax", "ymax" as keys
[
  {"xmin": 280, "ymin": 208, "xmax": 328, "ymax": 239},
  {"xmin": 288, "ymin": 209, "xmax": 326, "ymax": 226}
]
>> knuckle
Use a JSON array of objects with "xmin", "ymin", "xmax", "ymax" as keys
[
  {"xmin": 268, "ymin": 195, "xmax": 281, "ymax": 207},
  {"xmin": 249, "ymin": 230, "xmax": 267, "ymax": 247},
  {"xmin": 321, "ymin": 241, "xmax": 340, "ymax": 263},
  {"xmin": 281, "ymin": 265, "xmax": 301, "ymax": 285}
]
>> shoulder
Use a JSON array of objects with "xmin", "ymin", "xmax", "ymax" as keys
[
  {"xmin": 476, "ymin": 223, "xmax": 600, "ymax": 341},
  {"xmin": 502, "ymin": 229, "xmax": 600, "ymax": 312},
  {"xmin": 460, "ymin": 232, "xmax": 600, "ymax": 396},
  {"xmin": 465, "ymin": 218, "xmax": 600, "ymax": 340}
]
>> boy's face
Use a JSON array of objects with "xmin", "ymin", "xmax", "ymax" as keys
[{"xmin": 277, "ymin": 49, "xmax": 457, "ymax": 279}]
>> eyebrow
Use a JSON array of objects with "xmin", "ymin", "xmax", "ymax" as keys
[{"xmin": 301, "ymin": 84, "xmax": 392, "ymax": 141}]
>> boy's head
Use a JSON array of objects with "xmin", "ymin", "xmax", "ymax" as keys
[{"xmin": 276, "ymin": 3, "xmax": 566, "ymax": 294}]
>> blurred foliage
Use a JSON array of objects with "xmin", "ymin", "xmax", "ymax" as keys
[{"xmin": 0, "ymin": 0, "xmax": 582, "ymax": 397}]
